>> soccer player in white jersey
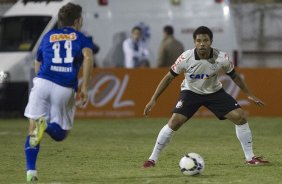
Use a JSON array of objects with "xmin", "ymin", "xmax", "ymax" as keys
[
  {"xmin": 143, "ymin": 26, "xmax": 269, "ymax": 168},
  {"xmin": 23, "ymin": 3, "xmax": 95, "ymax": 182}
]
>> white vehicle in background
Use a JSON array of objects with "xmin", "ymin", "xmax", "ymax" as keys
[{"xmin": 0, "ymin": 0, "xmax": 239, "ymax": 115}]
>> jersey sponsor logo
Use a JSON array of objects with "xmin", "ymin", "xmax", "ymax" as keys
[
  {"xmin": 50, "ymin": 33, "xmax": 77, "ymax": 42},
  {"xmin": 189, "ymin": 74, "xmax": 209, "ymax": 79}
]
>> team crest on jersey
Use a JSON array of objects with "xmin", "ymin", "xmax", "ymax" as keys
[{"xmin": 176, "ymin": 100, "xmax": 184, "ymax": 108}]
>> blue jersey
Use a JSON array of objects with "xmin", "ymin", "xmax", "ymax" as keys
[{"xmin": 36, "ymin": 27, "xmax": 94, "ymax": 90}]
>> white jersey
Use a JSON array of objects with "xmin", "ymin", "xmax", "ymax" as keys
[{"xmin": 171, "ymin": 48, "xmax": 234, "ymax": 95}]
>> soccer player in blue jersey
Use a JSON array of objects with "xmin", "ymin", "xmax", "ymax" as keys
[{"xmin": 23, "ymin": 3, "xmax": 94, "ymax": 182}]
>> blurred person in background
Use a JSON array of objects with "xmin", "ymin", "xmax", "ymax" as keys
[
  {"xmin": 157, "ymin": 25, "xmax": 184, "ymax": 67},
  {"xmin": 122, "ymin": 26, "xmax": 150, "ymax": 68},
  {"xmin": 23, "ymin": 3, "xmax": 95, "ymax": 182}
]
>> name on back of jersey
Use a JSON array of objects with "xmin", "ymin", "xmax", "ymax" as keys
[{"xmin": 50, "ymin": 65, "xmax": 72, "ymax": 72}]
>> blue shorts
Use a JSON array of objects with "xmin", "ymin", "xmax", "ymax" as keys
[{"xmin": 172, "ymin": 89, "xmax": 241, "ymax": 120}]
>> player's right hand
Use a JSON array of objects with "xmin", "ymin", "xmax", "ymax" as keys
[
  {"xmin": 77, "ymin": 87, "xmax": 88, "ymax": 109},
  {"xmin": 144, "ymin": 100, "xmax": 156, "ymax": 117}
]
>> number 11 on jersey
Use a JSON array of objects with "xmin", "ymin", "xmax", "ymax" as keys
[{"xmin": 52, "ymin": 40, "xmax": 74, "ymax": 64}]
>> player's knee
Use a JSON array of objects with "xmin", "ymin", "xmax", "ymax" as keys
[
  {"xmin": 45, "ymin": 122, "xmax": 69, "ymax": 141},
  {"xmin": 52, "ymin": 132, "xmax": 67, "ymax": 142},
  {"xmin": 168, "ymin": 113, "xmax": 188, "ymax": 131},
  {"xmin": 229, "ymin": 109, "xmax": 247, "ymax": 125},
  {"xmin": 235, "ymin": 116, "xmax": 247, "ymax": 125},
  {"xmin": 49, "ymin": 130, "xmax": 68, "ymax": 142}
]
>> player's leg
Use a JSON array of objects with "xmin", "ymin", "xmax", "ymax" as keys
[
  {"xmin": 225, "ymin": 108, "xmax": 255, "ymax": 160},
  {"xmin": 205, "ymin": 89, "xmax": 268, "ymax": 165},
  {"xmin": 46, "ymin": 82, "xmax": 75, "ymax": 141},
  {"xmin": 143, "ymin": 113, "xmax": 188, "ymax": 168},
  {"xmin": 24, "ymin": 78, "xmax": 51, "ymax": 181},
  {"xmin": 144, "ymin": 90, "xmax": 201, "ymax": 168},
  {"xmin": 45, "ymin": 123, "xmax": 69, "ymax": 141},
  {"xmin": 25, "ymin": 119, "xmax": 40, "ymax": 182},
  {"xmin": 225, "ymin": 108, "xmax": 269, "ymax": 165}
]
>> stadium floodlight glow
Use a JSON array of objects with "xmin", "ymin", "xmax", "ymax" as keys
[
  {"xmin": 223, "ymin": 5, "xmax": 230, "ymax": 18},
  {"xmin": 168, "ymin": 10, "xmax": 173, "ymax": 19}
]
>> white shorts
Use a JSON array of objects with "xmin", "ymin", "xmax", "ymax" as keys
[{"xmin": 24, "ymin": 78, "xmax": 76, "ymax": 130}]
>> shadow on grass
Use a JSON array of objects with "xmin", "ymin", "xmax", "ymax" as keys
[{"xmin": 111, "ymin": 173, "xmax": 221, "ymax": 180}]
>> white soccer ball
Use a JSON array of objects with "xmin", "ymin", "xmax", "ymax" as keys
[{"xmin": 179, "ymin": 153, "xmax": 205, "ymax": 176}]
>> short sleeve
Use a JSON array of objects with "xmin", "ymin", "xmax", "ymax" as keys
[
  {"xmin": 221, "ymin": 53, "xmax": 234, "ymax": 74},
  {"xmin": 82, "ymin": 35, "xmax": 95, "ymax": 51},
  {"xmin": 171, "ymin": 51, "xmax": 189, "ymax": 75},
  {"xmin": 36, "ymin": 36, "xmax": 45, "ymax": 62}
]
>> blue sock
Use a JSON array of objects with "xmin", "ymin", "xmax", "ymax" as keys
[
  {"xmin": 45, "ymin": 122, "xmax": 67, "ymax": 141},
  {"xmin": 25, "ymin": 136, "xmax": 39, "ymax": 171}
]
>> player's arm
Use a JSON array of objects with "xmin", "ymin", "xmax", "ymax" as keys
[
  {"xmin": 144, "ymin": 70, "xmax": 176, "ymax": 116},
  {"xmin": 35, "ymin": 35, "xmax": 45, "ymax": 75},
  {"xmin": 144, "ymin": 51, "xmax": 186, "ymax": 116},
  {"xmin": 227, "ymin": 70, "xmax": 264, "ymax": 107},
  {"xmin": 34, "ymin": 60, "xmax": 41, "ymax": 75},
  {"xmin": 79, "ymin": 47, "xmax": 94, "ymax": 107}
]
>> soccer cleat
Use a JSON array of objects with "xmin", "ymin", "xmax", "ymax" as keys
[
  {"xmin": 29, "ymin": 117, "xmax": 47, "ymax": 147},
  {"xmin": 26, "ymin": 173, "xmax": 38, "ymax": 182},
  {"xmin": 246, "ymin": 156, "xmax": 269, "ymax": 165},
  {"xmin": 143, "ymin": 160, "xmax": 155, "ymax": 168}
]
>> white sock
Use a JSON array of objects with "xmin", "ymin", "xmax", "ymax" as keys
[
  {"xmin": 149, "ymin": 124, "xmax": 174, "ymax": 162},
  {"xmin": 27, "ymin": 170, "xmax": 37, "ymax": 176},
  {"xmin": 235, "ymin": 123, "xmax": 255, "ymax": 161}
]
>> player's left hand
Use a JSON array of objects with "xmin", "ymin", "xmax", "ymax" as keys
[{"xmin": 248, "ymin": 95, "xmax": 265, "ymax": 107}]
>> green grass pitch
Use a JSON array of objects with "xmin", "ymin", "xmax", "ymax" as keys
[{"xmin": 0, "ymin": 117, "xmax": 281, "ymax": 184}]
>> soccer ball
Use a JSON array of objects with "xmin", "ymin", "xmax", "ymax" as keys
[{"xmin": 179, "ymin": 153, "xmax": 205, "ymax": 176}]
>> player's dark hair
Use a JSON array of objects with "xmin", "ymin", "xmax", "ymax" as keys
[
  {"xmin": 164, "ymin": 25, "xmax": 174, "ymax": 35},
  {"xmin": 58, "ymin": 3, "xmax": 82, "ymax": 27},
  {"xmin": 131, "ymin": 26, "xmax": 142, "ymax": 33},
  {"xmin": 193, "ymin": 26, "xmax": 213, "ymax": 41}
]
